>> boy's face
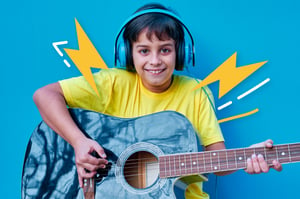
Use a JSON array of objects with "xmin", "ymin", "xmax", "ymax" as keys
[{"xmin": 132, "ymin": 30, "xmax": 176, "ymax": 93}]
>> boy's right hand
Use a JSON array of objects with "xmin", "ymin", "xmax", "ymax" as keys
[{"xmin": 73, "ymin": 137, "xmax": 108, "ymax": 188}]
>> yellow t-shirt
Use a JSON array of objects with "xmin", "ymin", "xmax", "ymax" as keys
[{"xmin": 59, "ymin": 68, "xmax": 224, "ymax": 198}]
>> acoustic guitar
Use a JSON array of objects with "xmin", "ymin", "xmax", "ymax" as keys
[{"xmin": 22, "ymin": 108, "xmax": 300, "ymax": 198}]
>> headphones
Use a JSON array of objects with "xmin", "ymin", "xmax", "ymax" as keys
[{"xmin": 114, "ymin": 8, "xmax": 195, "ymax": 69}]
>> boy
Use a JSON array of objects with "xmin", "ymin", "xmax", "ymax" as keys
[{"xmin": 33, "ymin": 3, "xmax": 282, "ymax": 198}]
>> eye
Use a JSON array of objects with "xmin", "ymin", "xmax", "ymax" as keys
[
  {"xmin": 139, "ymin": 49, "xmax": 149, "ymax": 55},
  {"xmin": 161, "ymin": 48, "xmax": 171, "ymax": 54}
]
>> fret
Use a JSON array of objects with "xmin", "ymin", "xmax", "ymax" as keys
[
  {"xmin": 264, "ymin": 146, "xmax": 268, "ymax": 164},
  {"xmin": 265, "ymin": 147, "xmax": 277, "ymax": 165},
  {"xmin": 225, "ymin": 149, "xmax": 229, "ymax": 169},
  {"xmin": 275, "ymin": 145, "xmax": 279, "ymax": 163},
  {"xmin": 218, "ymin": 150, "xmax": 228, "ymax": 170},
  {"xmin": 290, "ymin": 143, "xmax": 300, "ymax": 162},
  {"xmin": 185, "ymin": 153, "xmax": 192, "ymax": 174},
  {"xmin": 165, "ymin": 157, "xmax": 168, "ymax": 177},
  {"xmin": 196, "ymin": 153, "xmax": 200, "ymax": 173},
  {"xmin": 226, "ymin": 150, "xmax": 237, "ymax": 170},
  {"xmin": 190, "ymin": 153, "xmax": 199, "ymax": 174},
  {"xmin": 176, "ymin": 155, "xmax": 180, "ymax": 176},
  {"xmin": 235, "ymin": 149, "xmax": 246, "ymax": 169},
  {"xmin": 244, "ymin": 149, "xmax": 247, "ymax": 168},
  {"xmin": 288, "ymin": 144, "xmax": 292, "ymax": 162},
  {"xmin": 234, "ymin": 150, "xmax": 238, "ymax": 169},
  {"xmin": 176, "ymin": 154, "xmax": 186, "ymax": 176},
  {"xmin": 178, "ymin": 154, "xmax": 184, "ymax": 175},
  {"xmin": 183, "ymin": 154, "xmax": 187, "ymax": 175},
  {"xmin": 202, "ymin": 151, "xmax": 206, "ymax": 172},
  {"xmin": 203, "ymin": 151, "xmax": 212, "ymax": 172},
  {"xmin": 170, "ymin": 155, "xmax": 176, "ymax": 177},
  {"xmin": 217, "ymin": 151, "xmax": 221, "ymax": 171},
  {"xmin": 189, "ymin": 154, "xmax": 193, "ymax": 174},
  {"xmin": 189, "ymin": 154, "xmax": 193, "ymax": 173},
  {"xmin": 159, "ymin": 156, "xmax": 166, "ymax": 178},
  {"xmin": 174, "ymin": 154, "xmax": 180, "ymax": 177},
  {"xmin": 276, "ymin": 145, "xmax": 290, "ymax": 163},
  {"xmin": 209, "ymin": 151, "xmax": 214, "ymax": 172},
  {"xmin": 196, "ymin": 152, "xmax": 205, "ymax": 173},
  {"xmin": 168, "ymin": 155, "xmax": 171, "ymax": 177},
  {"xmin": 172, "ymin": 155, "xmax": 176, "ymax": 176},
  {"xmin": 210, "ymin": 151, "xmax": 219, "ymax": 172}
]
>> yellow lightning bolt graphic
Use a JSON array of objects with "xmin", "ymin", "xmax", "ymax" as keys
[
  {"xmin": 64, "ymin": 18, "xmax": 108, "ymax": 96},
  {"xmin": 194, "ymin": 52, "xmax": 267, "ymax": 98}
]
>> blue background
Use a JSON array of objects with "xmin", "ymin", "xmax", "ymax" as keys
[{"xmin": 1, "ymin": 0, "xmax": 299, "ymax": 198}]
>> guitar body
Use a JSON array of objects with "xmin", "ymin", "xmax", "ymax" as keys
[{"xmin": 22, "ymin": 108, "xmax": 204, "ymax": 198}]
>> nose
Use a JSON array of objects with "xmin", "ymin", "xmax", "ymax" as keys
[{"xmin": 149, "ymin": 53, "xmax": 162, "ymax": 66}]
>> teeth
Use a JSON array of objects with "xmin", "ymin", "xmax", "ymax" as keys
[{"xmin": 148, "ymin": 70, "xmax": 163, "ymax": 74}]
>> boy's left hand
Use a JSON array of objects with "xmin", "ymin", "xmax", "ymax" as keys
[{"xmin": 245, "ymin": 139, "xmax": 283, "ymax": 174}]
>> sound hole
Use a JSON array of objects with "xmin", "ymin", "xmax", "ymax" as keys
[{"xmin": 124, "ymin": 151, "xmax": 158, "ymax": 189}]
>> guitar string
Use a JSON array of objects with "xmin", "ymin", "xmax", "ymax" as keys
[
  {"xmin": 84, "ymin": 145, "xmax": 300, "ymax": 180},
  {"xmin": 111, "ymin": 146, "xmax": 300, "ymax": 170},
  {"xmin": 117, "ymin": 145, "xmax": 300, "ymax": 166},
  {"xmin": 93, "ymin": 154, "xmax": 300, "ymax": 180},
  {"xmin": 120, "ymin": 144, "xmax": 300, "ymax": 162}
]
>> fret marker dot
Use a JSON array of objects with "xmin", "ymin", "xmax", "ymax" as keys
[
  {"xmin": 214, "ymin": 166, "xmax": 218, "ymax": 170},
  {"xmin": 193, "ymin": 161, "xmax": 196, "ymax": 165},
  {"xmin": 181, "ymin": 163, "xmax": 185, "ymax": 166},
  {"xmin": 212, "ymin": 153, "xmax": 216, "ymax": 156},
  {"xmin": 281, "ymin": 152, "xmax": 285, "ymax": 156},
  {"xmin": 238, "ymin": 157, "xmax": 243, "ymax": 160}
]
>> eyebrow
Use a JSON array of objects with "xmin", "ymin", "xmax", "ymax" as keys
[{"xmin": 134, "ymin": 43, "xmax": 175, "ymax": 48}]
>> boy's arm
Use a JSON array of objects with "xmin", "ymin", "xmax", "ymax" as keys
[{"xmin": 33, "ymin": 82, "xmax": 108, "ymax": 187}]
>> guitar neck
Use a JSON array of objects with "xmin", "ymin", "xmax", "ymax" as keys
[
  {"xmin": 83, "ymin": 178, "xmax": 95, "ymax": 199},
  {"xmin": 159, "ymin": 143, "xmax": 300, "ymax": 178}
]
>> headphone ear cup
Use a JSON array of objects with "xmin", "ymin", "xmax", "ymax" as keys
[
  {"xmin": 176, "ymin": 40, "xmax": 193, "ymax": 69},
  {"xmin": 176, "ymin": 41, "xmax": 184, "ymax": 69},
  {"xmin": 184, "ymin": 42, "xmax": 193, "ymax": 67},
  {"xmin": 116, "ymin": 39, "xmax": 127, "ymax": 68},
  {"xmin": 124, "ymin": 39, "xmax": 133, "ymax": 68}
]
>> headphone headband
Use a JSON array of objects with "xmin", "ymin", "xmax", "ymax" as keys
[{"xmin": 114, "ymin": 8, "xmax": 195, "ymax": 67}]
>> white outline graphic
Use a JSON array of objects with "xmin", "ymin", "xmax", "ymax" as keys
[
  {"xmin": 217, "ymin": 78, "xmax": 270, "ymax": 111},
  {"xmin": 217, "ymin": 101, "xmax": 232, "ymax": 110},
  {"xmin": 237, "ymin": 78, "xmax": 270, "ymax": 100},
  {"xmin": 52, "ymin": 41, "xmax": 71, "ymax": 67}
]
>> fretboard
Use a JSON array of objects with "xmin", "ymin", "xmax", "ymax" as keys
[{"xmin": 159, "ymin": 143, "xmax": 300, "ymax": 178}]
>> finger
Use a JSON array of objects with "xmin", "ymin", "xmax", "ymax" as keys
[
  {"xmin": 257, "ymin": 154, "xmax": 269, "ymax": 173},
  {"xmin": 78, "ymin": 160, "xmax": 107, "ymax": 173},
  {"xmin": 92, "ymin": 142, "xmax": 107, "ymax": 159},
  {"xmin": 251, "ymin": 154, "xmax": 261, "ymax": 173},
  {"xmin": 77, "ymin": 153, "xmax": 108, "ymax": 168},
  {"xmin": 78, "ymin": 173, "xmax": 83, "ymax": 188},
  {"xmin": 264, "ymin": 139, "xmax": 274, "ymax": 148},
  {"xmin": 245, "ymin": 157, "xmax": 254, "ymax": 174},
  {"xmin": 78, "ymin": 166, "xmax": 97, "ymax": 178},
  {"xmin": 272, "ymin": 160, "xmax": 283, "ymax": 172}
]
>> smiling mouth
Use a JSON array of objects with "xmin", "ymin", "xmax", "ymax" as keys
[{"xmin": 145, "ymin": 69, "xmax": 166, "ymax": 74}]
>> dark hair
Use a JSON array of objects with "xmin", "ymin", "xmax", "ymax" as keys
[{"xmin": 123, "ymin": 3, "xmax": 185, "ymax": 71}]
